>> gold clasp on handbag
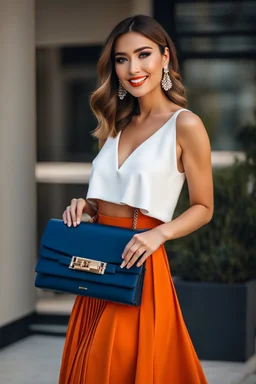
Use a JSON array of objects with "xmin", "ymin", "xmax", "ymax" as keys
[{"xmin": 69, "ymin": 256, "xmax": 107, "ymax": 275}]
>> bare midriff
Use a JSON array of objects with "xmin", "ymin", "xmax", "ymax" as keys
[{"xmin": 97, "ymin": 199, "xmax": 135, "ymax": 218}]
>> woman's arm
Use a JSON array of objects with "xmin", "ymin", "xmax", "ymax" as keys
[
  {"xmin": 119, "ymin": 112, "xmax": 214, "ymax": 269},
  {"xmin": 157, "ymin": 111, "xmax": 214, "ymax": 241}
]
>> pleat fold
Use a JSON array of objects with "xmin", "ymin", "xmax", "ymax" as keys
[{"xmin": 58, "ymin": 297, "xmax": 107, "ymax": 383}]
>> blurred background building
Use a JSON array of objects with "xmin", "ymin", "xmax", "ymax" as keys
[{"xmin": 0, "ymin": 0, "xmax": 255, "ymax": 348}]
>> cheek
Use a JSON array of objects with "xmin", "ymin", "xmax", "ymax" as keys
[
  {"xmin": 144, "ymin": 59, "xmax": 163, "ymax": 81},
  {"xmin": 115, "ymin": 64, "xmax": 126, "ymax": 80}
]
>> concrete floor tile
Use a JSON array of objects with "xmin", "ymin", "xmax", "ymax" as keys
[{"xmin": 0, "ymin": 335, "xmax": 255, "ymax": 384}]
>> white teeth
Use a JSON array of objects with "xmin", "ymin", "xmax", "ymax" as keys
[{"xmin": 130, "ymin": 77, "xmax": 147, "ymax": 84}]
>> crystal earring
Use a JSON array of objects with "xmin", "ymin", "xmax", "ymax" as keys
[
  {"xmin": 118, "ymin": 80, "xmax": 127, "ymax": 100},
  {"xmin": 161, "ymin": 65, "xmax": 172, "ymax": 91}
]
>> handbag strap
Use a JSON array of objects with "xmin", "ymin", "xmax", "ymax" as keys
[{"xmin": 132, "ymin": 208, "xmax": 139, "ymax": 229}]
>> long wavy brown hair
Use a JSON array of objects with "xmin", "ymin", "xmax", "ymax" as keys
[{"xmin": 90, "ymin": 15, "xmax": 187, "ymax": 139}]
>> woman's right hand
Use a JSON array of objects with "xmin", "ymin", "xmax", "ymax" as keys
[{"xmin": 62, "ymin": 198, "xmax": 86, "ymax": 227}]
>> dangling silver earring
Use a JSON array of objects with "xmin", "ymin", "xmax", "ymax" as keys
[
  {"xmin": 161, "ymin": 65, "xmax": 172, "ymax": 91},
  {"xmin": 118, "ymin": 80, "xmax": 127, "ymax": 100}
]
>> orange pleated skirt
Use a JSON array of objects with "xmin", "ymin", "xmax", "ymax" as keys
[{"xmin": 58, "ymin": 210, "xmax": 208, "ymax": 384}]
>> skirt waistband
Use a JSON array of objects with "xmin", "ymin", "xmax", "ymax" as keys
[{"xmin": 97, "ymin": 210, "xmax": 163, "ymax": 229}]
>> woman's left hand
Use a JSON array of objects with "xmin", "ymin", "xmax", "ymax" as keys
[{"xmin": 120, "ymin": 227, "xmax": 167, "ymax": 269}]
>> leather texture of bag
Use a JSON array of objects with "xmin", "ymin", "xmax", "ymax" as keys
[{"xmin": 35, "ymin": 217, "xmax": 148, "ymax": 306}]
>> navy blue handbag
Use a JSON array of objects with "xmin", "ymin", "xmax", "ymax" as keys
[{"xmin": 35, "ymin": 212, "xmax": 148, "ymax": 306}]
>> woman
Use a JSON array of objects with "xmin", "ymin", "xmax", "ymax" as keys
[{"xmin": 59, "ymin": 15, "xmax": 213, "ymax": 384}]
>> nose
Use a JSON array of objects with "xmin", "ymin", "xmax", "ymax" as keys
[{"xmin": 129, "ymin": 58, "xmax": 140, "ymax": 75}]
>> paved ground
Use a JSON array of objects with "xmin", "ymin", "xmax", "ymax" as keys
[
  {"xmin": 0, "ymin": 294, "xmax": 254, "ymax": 384},
  {"xmin": 242, "ymin": 376, "xmax": 256, "ymax": 384},
  {"xmin": 0, "ymin": 334, "xmax": 255, "ymax": 384}
]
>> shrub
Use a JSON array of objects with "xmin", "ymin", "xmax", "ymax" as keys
[{"xmin": 167, "ymin": 114, "xmax": 256, "ymax": 283}]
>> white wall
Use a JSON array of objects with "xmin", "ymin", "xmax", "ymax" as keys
[
  {"xmin": 0, "ymin": 0, "xmax": 36, "ymax": 327},
  {"xmin": 36, "ymin": 0, "xmax": 152, "ymax": 47}
]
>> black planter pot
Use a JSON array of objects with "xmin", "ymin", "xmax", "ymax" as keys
[{"xmin": 174, "ymin": 277, "xmax": 256, "ymax": 362}]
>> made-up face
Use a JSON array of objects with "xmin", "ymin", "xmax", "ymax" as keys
[{"xmin": 114, "ymin": 32, "xmax": 169, "ymax": 98}]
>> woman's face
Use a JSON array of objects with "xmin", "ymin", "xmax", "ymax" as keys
[{"xmin": 114, "ymin": 32, "xmax": 169, "ymax": 98}]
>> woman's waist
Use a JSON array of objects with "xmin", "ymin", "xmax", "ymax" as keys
[
  {"xmin": 97, "ymin": 201, "xmax": 163, "ymax": 229},
  {"xmin": 97, "ymin": 199, "xmax": 135, "ymax": 218}
]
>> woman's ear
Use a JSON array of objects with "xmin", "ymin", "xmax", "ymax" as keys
[{"xmin": 162, "ymin": 46, "xmax": 170, "ymax": 67}]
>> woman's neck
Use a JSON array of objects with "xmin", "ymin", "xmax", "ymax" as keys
[{"xmin": 137, "ymin": 86, "xmax": 174, "ymax": 118}]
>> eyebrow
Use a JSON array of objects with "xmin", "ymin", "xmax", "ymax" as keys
[{"xmin": 114, "ymin": 46, "xmax": 153, "ymax": 56}]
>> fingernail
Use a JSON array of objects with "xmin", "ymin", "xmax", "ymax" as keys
[
  {"xmin": 73, "ymin": 222, "xmax": 77, "ymax": 227},
  {"xmin": 120, "ymin": 261, "xmax": 125, "ymax": 268},
  {"xmin": 68, "ymin": 223, "xmax": 71, "ymax": 227},
  {"xmin": 126, "ymin": 263, "xmax": 130, "ymax": 269},
  {"xmin": 77, "ymin": 219, "xmax": 81, "ymax": 225}
]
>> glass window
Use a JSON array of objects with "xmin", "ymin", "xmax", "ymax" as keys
[
  {"xmin": 176, "ymin": 1, "xmax": 256, "ymax": 33},
  {"xmin": 184, "ymin": 60, "xmax": 256, "ymax": 150},
  {"xmin": 36, "ymin": 46, "xmax": 101, "ymax": 163},
  {"xmin": 64, "ymin": 76, "xmax": 98, "ymax": 162},
  {"xmin": 180, "ymin": 36, "xmax": 256, "ymax": 54}
]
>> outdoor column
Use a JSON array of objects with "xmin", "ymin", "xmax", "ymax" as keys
[
  {"xmin": 131, "ymin": 0, "xmax": 152, "ymax": 16},
  {"xmin": 0, "ymin": 0, "xmax": 36, "ymax": 347}
]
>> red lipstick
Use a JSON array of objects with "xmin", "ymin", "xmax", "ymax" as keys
[{"xmin": 128, "ymin": 76, "xmax": 148, "ymax": 87}]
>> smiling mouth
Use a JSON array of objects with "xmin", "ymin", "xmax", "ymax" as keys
[{"xmin": 128, "ymin": 76, "xmax": 148, "ymax": 87}]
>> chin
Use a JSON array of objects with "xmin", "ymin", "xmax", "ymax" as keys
[
  {"xmin": 128, "ymin": 87, "xmax": 153, "ymax": 98},
  {"xmin": 129, "ymin": 91, "xmax": 147, "ymax": 98}
]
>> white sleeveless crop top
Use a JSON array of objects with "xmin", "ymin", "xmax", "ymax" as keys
[{"xmin": 86, "ymin": 108, "xmax": 189, "ymax": 223}]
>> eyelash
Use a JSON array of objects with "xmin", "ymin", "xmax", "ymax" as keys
[{"xmin": 115, "ymin": 52, "xmax": 151, "ymax": 64}]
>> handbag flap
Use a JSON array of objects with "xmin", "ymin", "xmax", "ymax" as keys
[{"xmin": 41, "ymin": 219, "xmax": 147, "ymax": 274}]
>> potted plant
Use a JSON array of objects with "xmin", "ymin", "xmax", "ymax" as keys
[{"xmin": 166, "ymin": 116, "xmax": 256, "ymax": 362}]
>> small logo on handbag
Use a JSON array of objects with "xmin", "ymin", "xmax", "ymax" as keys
[{"xmin": 79, "ymin": 286, "xmax": 88, "ymax": 290}]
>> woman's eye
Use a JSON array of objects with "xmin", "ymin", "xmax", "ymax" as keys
[
  {"xmin": 115, "ymin": 57, "xmax": 127, "ymax": 64},
  {"xmin": 139, "ymin": 52, "xmax": 151, "ymax": 58},
  {"xmin": 115, "ymin": 52, "xmax": 151, "ymax": 64}
]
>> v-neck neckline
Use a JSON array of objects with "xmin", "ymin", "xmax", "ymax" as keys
[{"xmin": 116, "ymin": 109, "xmax": 183, "ymax": 171}]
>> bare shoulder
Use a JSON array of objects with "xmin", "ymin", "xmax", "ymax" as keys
[
  {"xmin": 176, "ymin": 110, "xmax": 206, "ymax": 136},
  {"xmin": 176, "ymin": 110, "xmax": 210, "ymax": 148}
]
